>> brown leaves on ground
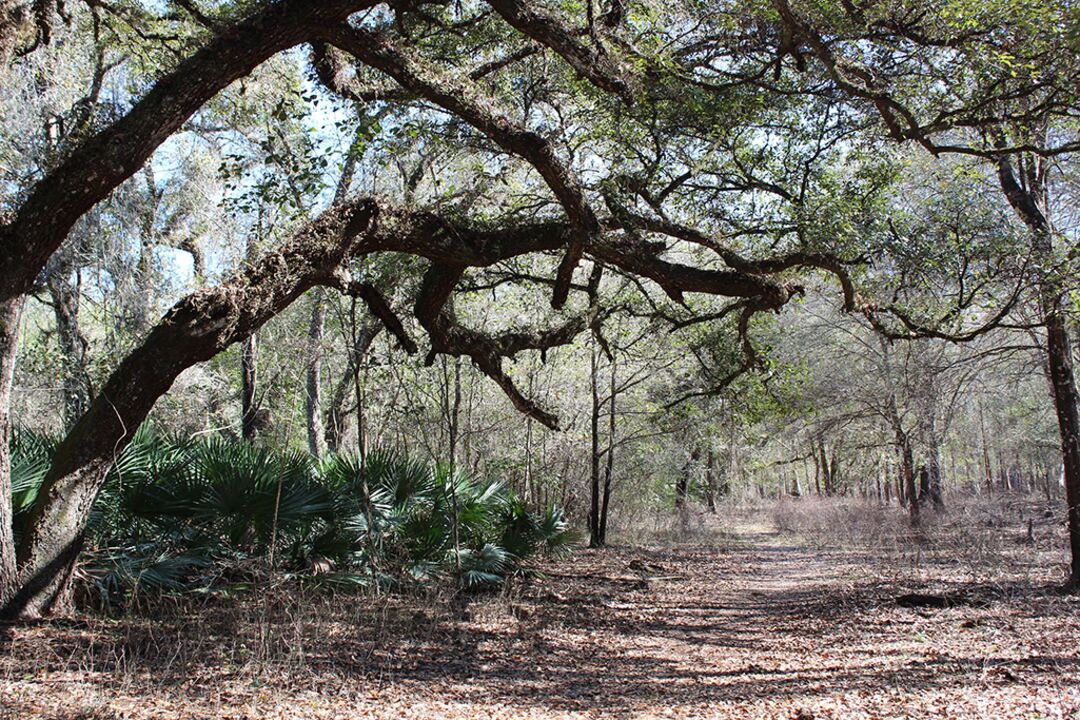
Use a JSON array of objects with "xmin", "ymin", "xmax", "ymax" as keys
[{"xmin": 1, "ymin": 513, "xmax": 1078, "ymax": 719}]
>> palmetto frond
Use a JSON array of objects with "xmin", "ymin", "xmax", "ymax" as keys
[{"xmin": 8, "ymin": 427, "xmax": 575, "ymax": 606}]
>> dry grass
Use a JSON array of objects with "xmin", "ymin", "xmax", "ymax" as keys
[{"xmin": 770, "ymin": 493, "xmax": 1070, "ymax": 588}]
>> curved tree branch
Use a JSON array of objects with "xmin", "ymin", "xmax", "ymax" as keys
[
  {"xmin": 0, "ymin": 0, "xmax": 377, "ymax": 306},
  {"xmin": 327, "ymin": 22, "xmax": 599, "ymax": 309}
]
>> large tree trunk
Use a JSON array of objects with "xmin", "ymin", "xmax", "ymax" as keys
[
  {"xmin": 997, "ymin": 153, "xmax": 1080, "ymax": 587},
  {"xmin": 1, "ymin": 200, "xmax": 378, "ymax": 619},
  {"xmin": 1043, "ymin": 309, "xmax": 1080, "ymax": 586},
  {"xmin": 0, "ymin": 296, "xmax": 23, "ymax": 609}
]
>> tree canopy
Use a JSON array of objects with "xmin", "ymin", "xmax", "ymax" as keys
[{"xmin": 0, "ymin": 0, "xmax": 1077, "ymax": 618}]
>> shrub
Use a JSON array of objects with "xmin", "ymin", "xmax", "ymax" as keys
[{"xmin": 9, "ymin": 428, "xmax": 576, "ymax": 609}]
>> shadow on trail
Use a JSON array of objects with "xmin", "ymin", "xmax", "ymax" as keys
[
  {"xmin": 360, "ymin": 543, "xmax": 1071, "ymax": 713},
  {"xmin": 4, "ymin": 539, "xmax": 1074, "ymax": 715}
]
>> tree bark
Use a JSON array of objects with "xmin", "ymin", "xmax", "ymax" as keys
[
  {"xmin": 324, "ymin": 321, "xmax": 380, "ymax": 453},
  {"xmin": 705, "ymin": 449, "xmax": 717, "ymax": 513},
  {"xmin": 998, "ymin": 153, "xmax": 1080, "ymax": 582},
  {"xmin": 1, "ymin": 200, "xmax": 378, "ymax": 619},
  {"xmin": 676, "ymin": 447, "xmax": 699, "ymax": 510},
  {"xmin": 240, "ymin": 335, "xmax": 259, "ymax": 441},
  {"xmin": 1038, "ymin": 257, "xmax": 1080, "ymax": 586},
  {"xmin": 917, "ymin": 465, "xmax": 931, "ymax": 505},
  {"xmin": 898, "ymin": 429, "xmax": 918, "ymax": 523},
  {"xmin": 878, "ymin": 336, "xmax": 919, "ymax": 523},
  {"xmin": 0, "ymin": 0, "xmax": 36, "ymax": 66},
  {"xmin": 813, "ymin": 441, "xmax": 822, "ymax": 495},
  {"xmin": 0, "ymin": 0, "xmax": 375, "ymax": 309},
  {"xmin": 588, "ymin": 341, "xmax": 602, "ymax": 547},
  {"xmin": 828, "ymin": 452, "xmax": 840, "ymax": 495},
  {"xmin": 997, "ymin": 153, "xmax": 1080, "ymax": 587},
  {"xmin": 920, "ymin": 406, "xmax": 945, "ymax": 511},
  {"xmin": 306, "ymin": 289, "xmax": 327, "ymax": 458},
  {"xmin": 0, "ymin": 295, "xmax": 23, "ymax": 609},
  {"xmin": 598, "ymin": 354, "xmax": 617, "ymax": 546},
  {"xmin": 240, "ymin": 230, "xmax": 262, "ymax": 442},
  {"xmin": 816, "ymin": 437, "xmax": 832, "ymax": 496},
  {"xmin": 45, "ymin": 251, "xmax": 92, "ymax": 431}
]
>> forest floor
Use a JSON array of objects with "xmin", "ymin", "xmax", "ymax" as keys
[{"xmin": 2, "ymin": 499, "xmax": 1079, "ymax": 719}]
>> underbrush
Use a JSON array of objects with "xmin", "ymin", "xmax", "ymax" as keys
[
  {"xmin": 770, "ymin": 493, "xmax": 1069, "ymax": 585},
  {"xmin": 1, "ymin": 583, "xmax": 472, "ymax": 682},
  {"xmin": 608, "ymin": 506, "xmax": 744, "ymax": 547},
  {"xmin": 10, "ymin": 427, "xmax": 576, "ymax": 613}
]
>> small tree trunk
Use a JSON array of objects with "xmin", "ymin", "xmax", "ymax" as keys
[
  {"xmin": 46, "ymin": 253, "xmax": 92, "ymax": 431},
  {"xmin": 241, "ymin": 231, "xmax": 261, "ymax": 442},
  {"xmin": 978, "ymin": 404, "xmax": 994, "ymax": 495},
  {"xmin": 817, "ymin": 438, "xmax": 831, "ymax": 496},
  {"xmin": 324, "ymin": 370, "xmax": 351, "ymax": 453},
  {"xmin": 718, "ymin": 454, "xmax": 730, "ymax": 497},
  {"xmin": 879, "ymin": 336, "xmax": 918, "ymax": 524},
  {"xmin": 442, "ymin": 356, "xmax": 463, "ymax": 575},
  {"xmin": 240, "ymin": 334, "xmax": 259, "ymax": 441},
  {"xmin": 996, "ymin": 449, "xmax": 1011, "ymax": 492},
  {"xmin": 812, "ymin": 442, "xmax": 822, "ymax": 495},
  {"xmin": 305, "ymin": 289, "xmax": 327, "ymax": 458},
  {"xmin": 0, "ymin": 296, "xmax": 23, "ymax": 609},
  {"xmin": 523, "ymin": 415, "xmax": 533, "ymax": 504},
  {"xmin": 829, "ymin": 452, "xmax": 840, "ymax": 495},
  {"xmin": 324, "ymin": 320, "xmax": 381, "ymax": 453},
  {"xmin": 588, "ymin": 342, "xmax": 602, "ymax": 547},
  {"xmin": 900, "ymin": 432, "xmax": 918, "ymax": 524},
  {"xmin": 676, "ymin": 447, "xmax": 699, "ymax": 510},
  {"xmin": 598, "ymin": 354, "xmax": 617, "ymax": 546},
  {"xmin": 705, "ymin": 449, "xmax": 718, "ymax": 513},
  {"xmin": 920, "ymin": 405, "xmax": 945, "ymax": 511}
]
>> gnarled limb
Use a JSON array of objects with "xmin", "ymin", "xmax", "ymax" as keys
[
  {"xmin": 3, "ymin": 199, "xmax": 381, "ymax": 618},
  {"xmin": 3, "ymin": 194, "xmax": 825, "ymax": 615},
  {"xmin": 327, "ymin": 22, "xmax": 599, "ymax": 309},
  {"xmin": 337, "ymin": 278, "xmax": 418, "ymax": 354},
  {"xmin": 0, "ymin": 0, "xmax": 376, "ymax": 306},
  {"xmin": 413, "ymin": 262, "xmax": 594, "ymax": 429},
  {"xmin": 484, "ymin": 0, "xmax": 634, "ymax": 102}
]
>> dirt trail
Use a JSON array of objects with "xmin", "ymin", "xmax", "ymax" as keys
[{"xmin": 2, "ymin": 526, "xmax": 1079, "ymax": 719}]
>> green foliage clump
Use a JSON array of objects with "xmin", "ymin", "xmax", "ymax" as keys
[{"xmin": 10, "ymin": 428, "xmax": 575, "ymax": 609}]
